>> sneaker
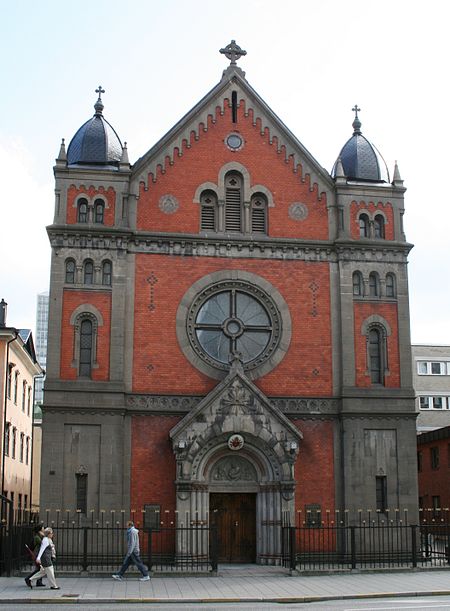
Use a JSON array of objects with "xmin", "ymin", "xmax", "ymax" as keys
[
  {"xmin": 25, "ymin": 577, "xmax": 32, "ymax": 589},
  {"xmin": 112, "ymin": 574, "xmax": 123, "ymax": 581},
  {"xmin": 50, "ymin": 586, "xmax": 60, "ymax": 590},
  {"xmin": 139, "ymin": 575, "xmax": 150, "ymax": 581}
]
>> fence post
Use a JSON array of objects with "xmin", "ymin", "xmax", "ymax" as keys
[
  {"xmin": 210, "ymin": 525, "xmax": 218, "ymax": 573},
  {"xmin": 446, "ymin": 530, "xmax": 450, "ymax": 564},
  {"xmin": 289, "ymin": 526, "xmax": 296, "ymax": 572},
  {"xmin": 147, "ymin": 529, "xmax": 153, "ymax": 573},
  {"xmin": 82, "ymin": 527, "xmax": 88, "ymax": 571},
  {"xmin": 411, "ymin": 524, "xmax": 417, "ymax": 568},
  {"xmin": 350, "ymin": 526, "xmax": 356, "ymax": 569}
]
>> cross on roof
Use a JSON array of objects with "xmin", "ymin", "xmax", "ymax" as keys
[
  {"xmin": 95, "ymin": 85, "xmax": 105, "ymax": 99},
  {"xmin": 352, "ymin": 104, "xmax": 361, "ymax": 119},
  {"xmin": 220, "ymin": 40, "xmax": 247, "ymax": 66}
]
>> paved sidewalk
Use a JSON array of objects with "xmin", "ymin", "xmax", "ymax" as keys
[{"xmin": 0, "ymin": 567, "xmax": 449, "ymax": 604}]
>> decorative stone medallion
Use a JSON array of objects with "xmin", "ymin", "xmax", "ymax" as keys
[
  {"xmin": 159, "ymin": 194, "xmax": 179, "ymax": 214},
  {"xmin": 288, "ymin": 202, "xmax": 309, "ymax": 221},
  {"xmin": 228, "ymin": 434, "xmax": 244, "ymax": 451}
]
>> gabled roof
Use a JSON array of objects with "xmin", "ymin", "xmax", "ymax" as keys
[{"xmin": 131, "ymin": 66, "xmax": 334, "ymax": 196}]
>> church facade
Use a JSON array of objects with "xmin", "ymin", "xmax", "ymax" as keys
[{"xmin": 41, "ymin": 42, "xmax": 418, "ymax": 563}]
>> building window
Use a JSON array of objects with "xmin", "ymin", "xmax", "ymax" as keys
[
  {"xmin": 385, "ymin": 273, "xmax": 396, "ymax": 298},
  {"xmin": 200, "ymin": 190, "xmax": 217, "ymax": 231},
  {"xmin": 76, "ymin": 473, "xmax": 88, "ymax": 514},
  {"xmin": 83, "ymin": 260, "xmax": 94, "ymax": 285},
  {"xmin": 375, "ymin": 476, "xmax": 387, "ymax": 512},
  {"xmin": 431, "ymin": 362, "xmax": 444, "ymax": 375},
  {"xmin": 352, "ymin": 271, "xmax": 364, "ymax": 297},
  {"xmin": 7, "ymin": 365, "xmax": 13, "ymax": 399},
  {"xmin": 144, "ymin": 504, "xmax": 161, "ymax": 530},
  {"xmin": 26, "ymin": 437, "xmax": 30, "ymax": 465},
  {"xmin": 419, "ymin": 396, "xmax": 430, "ymax": 409},
  {"xmin": 368, "ymin": 327, "xmax": 385, "ymax": 385},
  {"xmin": 417, "ymin": 451, "xmax": 422, "ymax": 472},
  {"xmin": 19, "ymin": 433, "xmax": 24, "ymax": 462},
  {"xmin": 4, "ymin": 423, "xmax": 10, "ymax": 456},
  {"xmin": 13, "ymin": 371, "xmax": 19, "ymax": 404},
  {"xmin": 77, "ymin": 198, "xmax": 88, "ymax": 223},
  {"xmin": 432, "ymin": 397, "xmax": 443, "ymax": 409},
  {"xmin": 374, "ymin": 214, "xmax": 385, "ymax": 239},
  {"xmin": 65, "ymin": 259, "xmax": 76, "ymax": 284},
  {"xmin": 11, "ymin": 427, "xmax": 17, "ymax": 459},
  {"xmin": 22, "ymin": 381, "xmax": 26, "ymax": 412},
  {"xmin": 430, "ymin": 446, "xmax": 439, "ymax": 470},
  {"xmin": 250, "ymin": 194, "xmax": 267, "ymax": 234},
  {"xmin": 359, "ymin": 213, "xmax": 370, "ymax": 238},
  {"xmin": 24, "ymin": 494, "xmax": 28, "ymax": 509},
  {"xmin": 102, "ymin": 261, "xmax": 112, "ymax": 286},
  {"xmin": 368, "ymin": 272, "xmax": 380, "ymax": 297},
  {"xmin": 432, "ymin": 495, "xmax": 441, "ymax": 517},
  {"xmin": 417, "ymin": 361, "xmax": 449, "ymax": 375},
  {"xmin": 94, "ymin": 199, "xmax": 104, "ymax": 224},
  {"xmin": 225, "ymin": 172, "xmax": 242, "ymax": 232},
  {"xmin": 79, "ymin": 319, "xmax": 93, "ymax": 377},
  {"xmin": 27, "ymin": 387, "xmax": 31, "ymax": 416},
  {"xmin": 305, "ymin": 504, "xmax": 322, "ymax": 528}
]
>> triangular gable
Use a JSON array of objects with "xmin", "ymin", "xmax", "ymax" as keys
[{"xmin": 131, "ymin": 66, "xmax": 334, "ymax": 198}]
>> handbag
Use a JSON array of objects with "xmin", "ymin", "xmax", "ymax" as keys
[{"xmin": 25, "ymin": 544, "xmax": 39, "ymax": 566}]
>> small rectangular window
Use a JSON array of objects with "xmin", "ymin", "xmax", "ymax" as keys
[
  {"xmin": 432, "ymin": 397, "xmax": 443, "ymax": 409},
  {"xmin": 76, "ymin": 473, "xmax": 88, "ymax": 514},
  {"xmin": 418, "ymin": 361, "xmax": 428, "ymax": 375},
  {"xmin": 143, "ymin": 504, "xmax": 161, "ymax": 530},
  {"xmin": 419, "ymin": 396, "xmax": 430, "ymax": 409},
  {"xmin": 432, "ymin": 495, "xmax": 441, "ymax": 517},
  {"xmin": 431, "ymin": 446, "xmax": 439, "ymax": 470},
  {"xmin": 305, "ymin": 504, "xmax": 322, "ymax": 528},
  {"xmin": 431, "ymin": 362, "xmax": 443, "ymax": 375},
  {"xmin": 376, "ymin": 476, "xmax": 388, "ymax": 512}
]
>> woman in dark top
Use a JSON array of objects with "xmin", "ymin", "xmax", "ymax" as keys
[
  {"xmin": 25, "ymin": 527, "xmax": 60, "ymax": 590},
  {"xmin": 24, "ymin": 525, "xmax": 45, "ymax": 587}
]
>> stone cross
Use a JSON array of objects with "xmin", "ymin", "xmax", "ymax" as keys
[
  {"xmin": 352, "ymin": 104, "xmax": 361, "ymax": 119},
  {"xmin": 220, "ymin": 40, "xmax": 247, "ymax": 66},
  {"xmin": 95, "ymin": 85, "xmax": 105, "ymax": 98}
]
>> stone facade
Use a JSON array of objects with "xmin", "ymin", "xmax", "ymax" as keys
[{"xmin": 41, "ymin": 50, "xmax": 419, "ymax": 562}]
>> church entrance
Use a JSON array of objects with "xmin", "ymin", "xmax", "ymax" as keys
[{"xmin": 210, "ymin": 493, "xmax": 256, "ymax": 563}]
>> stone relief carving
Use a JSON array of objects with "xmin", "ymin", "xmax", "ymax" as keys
[
  {"xmin": 159, "ymin": 194, "xmax": 179, "ymax": 214},
  {"xmin": 288, "ymin": 202, "xmax": 309, "ymax": 221},
  {"xmin": 210, "ymin": 456, "xmax": 257, "ymax": 482},
  {"xmin": 218, "ymin": 379, "xmax": 262, "ymax": 416}
]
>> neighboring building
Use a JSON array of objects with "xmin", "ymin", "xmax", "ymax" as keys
[
  {"xmin": 412, "ymin": 345, "xmax": 450, "ymax": 433},
  {"xmin": 417, "ymin": 425, "xmax": 450, "ymax": 514},
  {"xmin": 0, "ymin": 299, "xmax": 43, "ymax": 513},
  {"xmin": 41, "ymin": 42, "xmax": 418, "ymax": 562},
  {"xmin": 34, "ymin": 291, "xmax": 49, "ymax": 407}
]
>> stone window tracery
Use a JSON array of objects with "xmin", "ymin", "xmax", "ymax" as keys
[
  {"xmin": 65, "ymin": 258, "xmax": 76, "ymax": 284},
  {"xmin": 77, "ymin": 198, "xmax": 88, "ymax": 223}
]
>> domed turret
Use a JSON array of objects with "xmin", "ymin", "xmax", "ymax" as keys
[
  {"xmin": 67, "ymin": 86, "xmax": 123, "ymax": 167},
  {"xmin": 332, "ymin": 106, "xmax": 389, "ymax": 183}
]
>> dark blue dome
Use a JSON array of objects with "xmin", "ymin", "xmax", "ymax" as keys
[
  {"xmin": 67, "ymin": 90, "xmax": 122, "ymax": 166},
  {"xmin": 332, "ymin": 111, "xmax": 389, "ymax": 183}
]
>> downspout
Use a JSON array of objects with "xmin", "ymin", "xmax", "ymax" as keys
[{"xmin": 1, "ymin": 330, "xmax": 18, "ymax": 497}]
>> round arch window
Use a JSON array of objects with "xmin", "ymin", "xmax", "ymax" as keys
[{"xmin": 178, "ymin": 273, "xmax": 291, "ymax": 380}]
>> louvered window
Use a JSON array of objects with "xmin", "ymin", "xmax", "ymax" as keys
[
  {"xmin": 225, "ymin": 173, "xmax": 242, "ymax": 232},
  {"xmin": 251, "ymin": 194, "xmax": 267, "ymax": 234},
  {"xmin": 200, "ymin": 191, "xmax": 217, "ymax": 231}
]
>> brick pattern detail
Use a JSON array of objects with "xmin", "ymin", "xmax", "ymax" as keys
[
  {"xmin": 133, "ymin": 255, "xmax": 332, "ymax": 397},
  {"xmin": 130, "ymin": 415, "xmax": 179, "ymax": 515},
  {"xmin": 350, "ymin": 200, "xmax": 394, "ymax": 240},
  {"xmin": 353, "ymin": 302, "xmax": 400, "ymax": 387},
  {"xmin": 60, "ymin": 290, "xmax": 111, "ymax": 380},
  {"xmin": 137, "ymin": 102, "xmax": 328, "ymax": 240},
  {"xmin": 66, "ymin": 185, "xmax": 116, "ymax": 226}
]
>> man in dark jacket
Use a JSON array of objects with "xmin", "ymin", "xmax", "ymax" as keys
[
  {"xmin": 25, "ymin": 525, "xmax": 45, "ymax": 587},
  {"xmin": 112, "ymin": 521, "xmax": 150, "ymax": 581}
]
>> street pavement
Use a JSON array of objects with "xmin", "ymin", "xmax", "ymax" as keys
[{"xmin": 0, "ymin": 566, "xmax": 449, "ymax": 605}]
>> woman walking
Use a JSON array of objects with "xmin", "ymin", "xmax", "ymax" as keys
[
  {"xmin": 24, "ymin": 525, "xmax": 45, "ymax": 587},
  {"xmin": 25, "ymin": 527, "xmax": 60, "ymax": 590}
]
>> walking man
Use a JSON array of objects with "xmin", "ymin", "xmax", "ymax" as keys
[
  {"xmin": 112, "ymin": 520, "xmax": 150, "ymax": 581},
  {"xmin": 25, "ymin": 527, "xmax": 60, "ymax": 590}
]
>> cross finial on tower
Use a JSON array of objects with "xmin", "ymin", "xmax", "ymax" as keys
[
  {"xmin": 352, "ymin": 104, "xmax": 362, "ymax": 134},
  {"xmin": 220, "ymin": 40, "xmax": 247, "ymax": 66},
  {"xmin": 352, "ymin": 104, "xmax": 361, "ymax": 119},
  {"xmin": 95, "ymin": 85, "xmax": 105, "ymax": 98},
  {"xmin": 94, "ymin": 85, "xmax": 105, "ymax": 115}
]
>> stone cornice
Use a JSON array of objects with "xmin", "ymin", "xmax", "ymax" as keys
[{"xmin": 46, "ymin": 226, "xmax": 411, "ymax": 263}]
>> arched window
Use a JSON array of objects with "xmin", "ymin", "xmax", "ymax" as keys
[
  {"xmin": 83, "ymin": 260, "xmax": 94, "ymax": 285},
  {"xmin": 102, "ymin": 261, "xmax": 112, "ymax": 286},
  {"xmin": 374, "ymin": 215, "xmax": 385, "ymax": 239},
  {"xmin": 359, "ymin": 213, "xmax": 370, "ymax": 238},
  {"xmin": 200, "ymin": 190, "xmax": 217, "ymax": 231},
  {"xmin": 251, "ymin": 193, "xmax": 267, "ymax": 234},
  {"xmin": 369, "ymin": 272, "xmax": 380, "ymax": 297},
  {"xmin": 385, "ymin": 273, "xmax": 396, "ymax": 298},
  {"xmin": 225, "ymin": 172, "xmax": 243, "ymax": 232},
  {"xmin": 352, "ymin": 271, "xmax": 364, "ymax": 297},
  {"xmin": 65, "ymin": 259, "xmax": 76, "ymax": 284},
  {"xmin": 79, "ymin": 318, "xmax": 93, "ymax": 377},
  {"xmin": 94, "ymin": 199, "xmax": 105, "ymax": 224},
  {"xmin": 77, "ymin": 198, "xmax": 88, "ymax": 223},
  {"xmin": 368, "ymin": 327, "xmax": 385, "ymax": 384}
]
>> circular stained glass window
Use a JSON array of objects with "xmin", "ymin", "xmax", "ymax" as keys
[
  {"xmin": 186, "ymin": 280, "xmax": 282, "ymax": 372},
  {"xmin": 226, "ymin": 133, "xmax": 243, "ymax": 150}
]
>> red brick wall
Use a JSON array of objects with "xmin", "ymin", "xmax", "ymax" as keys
[
  {"xmin": 60, "ymin": 290, "xmax": 111, "ymax": 380},
  {"xmin": 133, "ymin": 255, "xmax": 332, "ymax": 397},
  {"xmin": 137, "ymin": 101, "xmax": 328, "ymax": 240},
  {"xmin": 130, "ymin": 415, "xmax": 179, "ymax": 516},
  {"xmin": 66, "ymin": 185, "xmax": 116, "ymax": 226},
  {"xmin": 350, "ymin": 200, "xmax": 395, "ymax": 240},
  {"xmin": 293, "ymin": 419, "xmax": 335, "ymax": 519},
  {"xmin": 353, "ymin": 302, "xmax": 400, "ymax": 387},
  {"xmin": 418, "ymin": 438, "xmax": 450, "ymax": 511}
]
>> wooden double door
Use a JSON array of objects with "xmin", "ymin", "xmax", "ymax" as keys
[{"xmin": 210, "ymin": 493, "xmax": 256, "ymax": 563}]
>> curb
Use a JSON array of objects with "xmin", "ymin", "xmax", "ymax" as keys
[{"xmin": 1, "ymin": 590, "xmax": 450, "ymax": 605}]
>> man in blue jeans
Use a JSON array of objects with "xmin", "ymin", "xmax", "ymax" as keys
[{"xmin": 112, "ymin": 521, "xmax": 150, "ymax": 581}]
